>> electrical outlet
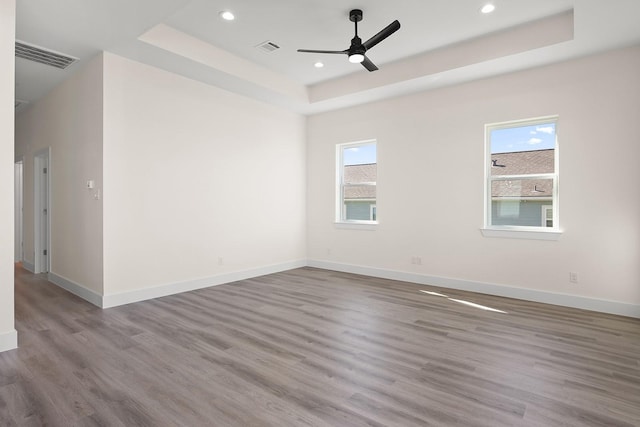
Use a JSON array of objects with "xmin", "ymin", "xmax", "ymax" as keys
[
  {"xmin": 569, "ymin": 272, "xmax": 578, "ymax": 283},
  {"xmin": 411, "ymin": 256, "xmax": 423, "ymax": 265}
]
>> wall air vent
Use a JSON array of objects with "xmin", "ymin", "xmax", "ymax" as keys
[
  {"xmin": 15, "ymin": 40, "xmax": 78, "ymax": 70},
  {"xmin": 256, "ymin": 41, "xmax": 280, "ymax": 53}
]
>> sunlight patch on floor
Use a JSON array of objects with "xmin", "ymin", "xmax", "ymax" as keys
[{"xmin": 420, "ymin": 290, "xmax": 508, "ymax": 314}]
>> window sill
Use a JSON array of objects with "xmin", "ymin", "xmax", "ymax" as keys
[
  {"xmin": 335, "ymin": 221, "xmax": 378, "ymax": 231},
  {"xmin": 480, "ymin": 228, "xmax": 562, "ymax": 241}
]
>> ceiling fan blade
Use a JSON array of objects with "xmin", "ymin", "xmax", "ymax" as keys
[
  {"xmin": 363, "ymin": 20, "xmax": 401, "ymax": 51},
  {"xmin": 361, "ymin": 56, "xmax": 378, "ymax": 72},
  {"xmin": 297, "ymin": 49, "xmax": 347, "ymax": 55}
]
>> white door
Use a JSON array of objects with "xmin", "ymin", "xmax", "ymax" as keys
[
  {"xmin": 14, "ymin": 161, "xmax": 23, "ymax": 262},
  {"xmin": 34, "ymin": 150, "xmax": 50, "ymax": 273}
]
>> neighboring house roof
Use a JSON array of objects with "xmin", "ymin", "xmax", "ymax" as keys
[
  {"xmin": 491, "ymin": 149, "xmax": 554, "ymax": 198},
  {"xmin": 344, "ymin": 163, "xmax": 376, "ymax": 200},
  {"xmin": 342, "ymin": 150, "xmax": 554, "ymax": 200}
]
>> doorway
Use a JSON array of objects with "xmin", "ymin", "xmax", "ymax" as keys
[
  {"xmin": 14, "ymin": 160, "xmax": 23, "ymax": 263},
  {"xmin": 34, "ymin": 149, "xmax": 50, "ymax": 274}
]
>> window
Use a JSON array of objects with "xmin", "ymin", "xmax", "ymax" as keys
[
  {"xmin": 337, "ymin": 140, "xmax": 377, "ymax": 223},
  {"xmin": 485, "ymin": 117, "xmax": 558, "ymax": 233}
]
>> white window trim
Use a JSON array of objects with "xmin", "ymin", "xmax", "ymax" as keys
[
  {"xmin": 334, "ymin": 222, "xmax": 378, "ymax": 231},
  {"xmin": 482, "ymin": 116, "xmax": 561, "ymax": 240},
  {"xmin": 480, "ymin": 227, "xmax": 562, "ymax": 241},
  {"xmin": 336, "ymin": 139, "xmax": 378, "ymax": 226}
]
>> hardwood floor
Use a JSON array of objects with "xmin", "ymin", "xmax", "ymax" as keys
[{"xmin": 2, "ymin": 265, "xmax": 639, "ymax": 426}]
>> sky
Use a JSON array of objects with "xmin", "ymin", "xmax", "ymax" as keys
[
  {"xmin": 490, "ymin": 122, "xmax": 556, "ymax": 154},
  {"xmin": 344, "ymin": 143, "xmax": 376, "ymax": 165}
]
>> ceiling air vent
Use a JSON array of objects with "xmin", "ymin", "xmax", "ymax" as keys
[
  {"xmin": 255, "ymin": 41, "xmax": 280, "ymax": 53},
  {"xmin": 15, "ymin": 40, "xmax": 78, "ymax": 70}
]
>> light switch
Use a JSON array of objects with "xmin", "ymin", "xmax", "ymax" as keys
[{"xmin": 87, "ymin": 180, "xmax": 94, "ymax": 189}]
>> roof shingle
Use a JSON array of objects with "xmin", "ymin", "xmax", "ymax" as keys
[
  {"xmin": 491, "ymin": 149, "xmax": 554, "ymax": 198},
  {"xmin": 344, "ymin": 163, "xmax": 376, "ymax": 200}
]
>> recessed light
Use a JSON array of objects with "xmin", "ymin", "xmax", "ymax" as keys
[
  {"xmin": 314, "ymin": 62, "xmax": 324, "ymax": 68},
  {"xmin": 219, "ymin": 10, "xmax": 235, "ymax": 21},
  {"xmin": 481, "ymin": 4, "xmax": 495, "ymax": 14}
]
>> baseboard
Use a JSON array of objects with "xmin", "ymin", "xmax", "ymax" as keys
[
  {"xmin": 48, "ymin": 272, "xmax": 103, "ymax": 308},
  {"xmin": 102, "ymin": 260, "xmax": 307, "ymax": 308},
  {"xmin": 308, "ymin": 260, "xmax": 640, "ymax": 319},
  {"xmin": 41, "ymin": 259, "xmax": 640, "ymax": 318},
  {"xmin": 22, "ymin": 260, "xmax": 35, "ymax": 273},
  {"xmin": 46, "ymin": 260, "xmax": 307, "ymax": 309},
  {"xmin": 0, "ymin": 329, "xmax": 18, "ymax": 353}
]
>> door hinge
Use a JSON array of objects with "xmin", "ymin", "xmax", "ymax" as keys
[
  {"xmin": 43, "ymin": 208, "xmax": 47, "ymax": 215},
  {"xmin": 43, "ymin": 249, "xmax": 47, "ymax": 256},
  {"xmin": 43, "ymin": 167, "xmax": 47, "ymax": 174}
]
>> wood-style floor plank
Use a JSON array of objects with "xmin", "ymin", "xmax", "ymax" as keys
[{"xmin": 2, "ymin": 265, "xmax": 639, "ymax": 426}]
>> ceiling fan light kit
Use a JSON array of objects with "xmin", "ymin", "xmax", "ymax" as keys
[
  {"xmin": 297, "ymin": 9, "xmax": 400, "ymax": 72},
  {"xmin": 349, "ymin": 53, "xmax": 365, "ymax": 63}
]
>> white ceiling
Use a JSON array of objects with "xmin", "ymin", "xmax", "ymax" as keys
[{"xmin": 14, "ymin": 0, "xmax": 640, "ymax": 114}]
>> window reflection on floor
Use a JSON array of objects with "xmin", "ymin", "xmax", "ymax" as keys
[{"xmin": 420, "ymin": 290, "xmax": 508, "ymax": 314}]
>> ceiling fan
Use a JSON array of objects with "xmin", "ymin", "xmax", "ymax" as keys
[{"xmin": 297, "ymin": 9, "xmax": 401, "ymax": 72}]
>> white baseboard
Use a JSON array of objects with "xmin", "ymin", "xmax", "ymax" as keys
[
  {"xmin": 308, "ymin": 259, "xmax": 640, "ymax": 319},
  {"xmin": 102, "ymin": 260, "xmax": 307, "ymax": 308},
  {"xmin": 48, "ymin": 272, "xmax": 103, "ymax": 308},
  {"xmin": 0, "ymin": 329, "xmax": 18, "ymax": 352},
  {"xmin": 38, "ymin": 259, "xmax": 640, "ymax": 318},
  {"xmin": 22, "ymin": 260, "xmax": 35, "ymax": 273}
]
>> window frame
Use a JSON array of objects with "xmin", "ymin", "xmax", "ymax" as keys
[
  {"xmin": 336, "ymin": 139, "xmax": 378, "ymax": 226},
  {"xmin": 482, "ymin": 116, "xmax": 561, "ymax": 240}
]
